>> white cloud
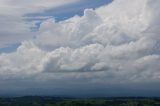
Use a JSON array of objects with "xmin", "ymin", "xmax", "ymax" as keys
[
  {"xmin": 0, "ymin": 0, "xmax": 160, "ymax": 96},
  {"xmin": 0, "ymin": 0, "xmax": 78, "ymax": 15},
  {"xmin": 0, "ymin": 0, "xmax": 80, "ymax": 48}
]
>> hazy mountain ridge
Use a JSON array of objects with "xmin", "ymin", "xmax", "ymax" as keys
[{"xmin": 0, "ymin": 96, "xmax": 160, "ymax": 106}]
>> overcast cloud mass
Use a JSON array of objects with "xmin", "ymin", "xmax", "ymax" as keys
[{"xmin": 0, "ymin": 0, "xmax": 160, "ymax": 97}]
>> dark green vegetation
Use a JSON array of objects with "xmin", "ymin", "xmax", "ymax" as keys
[{"xmin": 0, "ymin": 96, "xmax": 160, "ymax": 106}]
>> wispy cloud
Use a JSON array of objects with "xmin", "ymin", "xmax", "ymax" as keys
[{"xmin": 0, "ymin": 0, "xmax": 80, "ymax": 48}]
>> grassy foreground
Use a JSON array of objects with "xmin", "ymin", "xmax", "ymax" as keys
[{"xmin": 0, "ymin": 96, "xmax": 160, "ymax": 106}]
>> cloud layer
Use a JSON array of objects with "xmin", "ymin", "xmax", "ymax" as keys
[
  {"xmin": 0, "ymin": 0, "xmax": 79, "ymax": 48},
  {"xmin": 0, "ymin": 0, "xmax": 160, "ymax": 96}
]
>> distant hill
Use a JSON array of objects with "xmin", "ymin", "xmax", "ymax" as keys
[{"xmin": 0, "ymin": 96, "xmax": 160, "ymax": 106}]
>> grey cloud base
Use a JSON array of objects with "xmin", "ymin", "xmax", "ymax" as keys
[{"xmin": 0, "ymin": 0, "xmax": 160, "ymax": 96}]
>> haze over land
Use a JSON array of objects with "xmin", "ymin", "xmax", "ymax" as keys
[{"xmin": 0, "ymin": 0, "xmax": 160, "ymax": 97}]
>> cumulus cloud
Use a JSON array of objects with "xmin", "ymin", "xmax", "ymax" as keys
[{"xmin": 0, "ymin": 0, "xmax": 160, "ymax": 96}]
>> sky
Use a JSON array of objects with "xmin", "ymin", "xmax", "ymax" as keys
[{"xmin": 0, "ymin": 0, "xmax": 160, "ymax": 97}]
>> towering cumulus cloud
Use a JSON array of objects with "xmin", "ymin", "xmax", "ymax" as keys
[{"xmin": 0, "ymin": 0, "xmax": 160, "ymax": 96}]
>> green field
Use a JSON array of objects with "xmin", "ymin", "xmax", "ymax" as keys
[{"xmin": 0, "ymin": 96, "xmax": 160, "ymax": 106}]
